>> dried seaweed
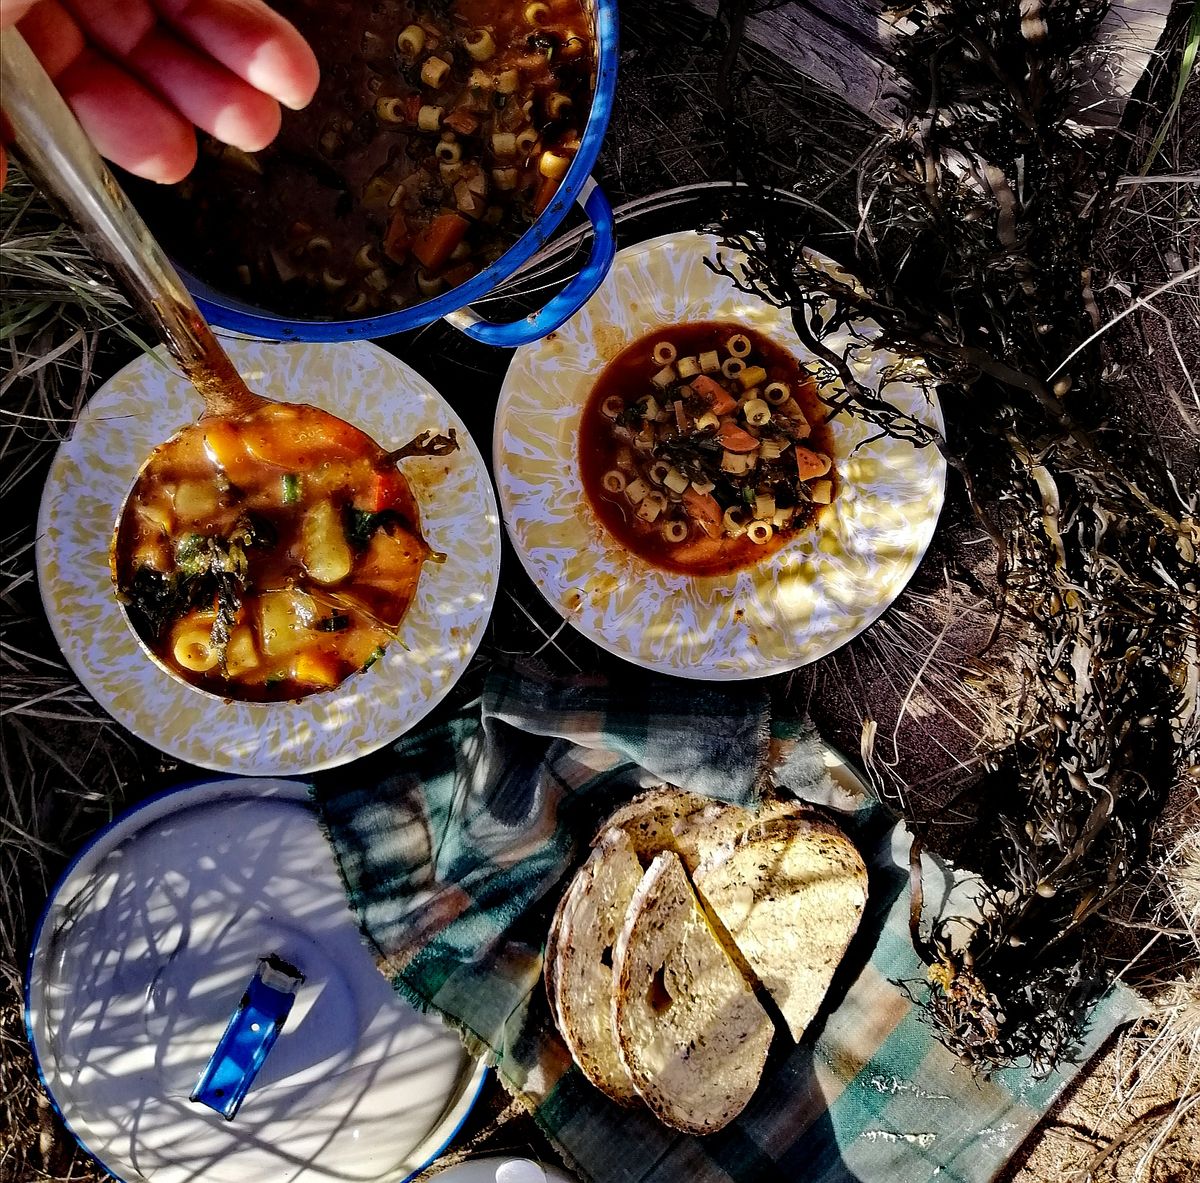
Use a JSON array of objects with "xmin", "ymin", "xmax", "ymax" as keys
[{"xmin": 714, "ymin": 0, "xmax": 1198, "ymax": 1074}]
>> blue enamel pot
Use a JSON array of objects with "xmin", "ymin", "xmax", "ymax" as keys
[{"xmin": 177, "ymin": 2, "xmax": 618, "ymax": 349}]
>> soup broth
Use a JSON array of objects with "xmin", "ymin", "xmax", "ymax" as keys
[
  {"xmin": 112, "ymin": 401, "xmax": 453, "ymax": 701},
  {"xmin": 578, "ymin": 322, "xmax": 836, "ymax": 577}
]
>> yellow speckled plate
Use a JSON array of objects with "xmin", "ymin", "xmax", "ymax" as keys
[
  {"xmin": 494, "ymin": 230, "xmax": 946, "ymax": 679},
  {"xmin": 37, "ymin": 339, "xmax": 500, "ymax": 774}
]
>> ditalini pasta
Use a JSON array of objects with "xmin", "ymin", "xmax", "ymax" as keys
[
  {"xmin": 128, "ymin": 0, "xmax": 595, "ymax": 319},
  {"xmin": 578, "ymin": 322, "xmax": 836, "ymax": 576}
]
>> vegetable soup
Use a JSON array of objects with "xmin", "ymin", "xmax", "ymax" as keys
[
  {"xmin": 578, "ymin": 323, "xmax": 836, "ymax": 576},
  {"xmin": 131, "ymin": 0, "xmax": 595, "ymax": 318},
  {"xmin": 112, "ymin": 401, "xmax": 457, "ymax": 701}
]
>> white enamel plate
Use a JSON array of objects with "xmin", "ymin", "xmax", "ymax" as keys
[
  {"xmin": 25, "ymin": 778, "xmax": 486, "ymax": 1183},
  {"xmin": 37, "ymin": 339, "xmax": 500, "ymax": 774},
  {"xmin": 494, "ymin": 231, "xmax": 946, "ymax": 679}
]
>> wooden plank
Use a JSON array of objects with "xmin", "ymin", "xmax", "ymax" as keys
[
  {"xmin": 685, "ymin": 0, "xmax": 1172, "ymax": 130},
  {"xmin": 1074, "ymin": 0, "xmax": 1176, "ymax": 126},
  {"xmin": 689, "ymin": 0, "xmax": 902, "ymax": 125}
]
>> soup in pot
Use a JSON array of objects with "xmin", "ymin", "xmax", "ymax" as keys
[{"xmin": 134, "ymin": 0, "xmax": 596, "ymax": 319}]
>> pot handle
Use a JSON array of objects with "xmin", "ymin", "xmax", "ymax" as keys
[
  {"xmin": 446, "ymin": 178, "xmax": 615, "ymax": 347},
  {"xmin": 190, "ymin": 955, "xmax": 303, "ymax": 1120}
]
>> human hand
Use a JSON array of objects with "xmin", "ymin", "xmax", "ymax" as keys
[{"xmin": 1, "ymin": 0, "xmax": 318, "ymax": 185}]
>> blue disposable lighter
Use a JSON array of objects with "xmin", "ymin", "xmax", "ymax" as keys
[{"xmin": 190, "ymin": 954, "xmax": 304, "ymax": 1120}]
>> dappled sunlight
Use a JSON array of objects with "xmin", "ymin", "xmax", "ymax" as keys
[
  {"xmin": 28, "ymin": 782, "xmax": 482, "ymax": 1183},
  {"xmin": 495, "ymin": 230, "xmax": 945, "ymax": 678}
]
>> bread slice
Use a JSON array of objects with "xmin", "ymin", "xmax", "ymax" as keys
[
  {"xmin": 543, "ymin": 869, "xmax": 575, "ymax": 1033},
  {"xmin": 612, "ymin": 851, "xmax": 773, "ymax": 1133},
  {"xmin": 551, "ymin": 829, "xmax": 644, "ymax": 1105},
  {"xmin": 601, "ymin": 786, "xmax": 809, "ymax": 872},
  {"xmin": 694, "ymin": 816, "xmax": 868, "ymax": 1043}
]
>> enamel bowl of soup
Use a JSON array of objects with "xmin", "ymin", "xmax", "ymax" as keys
[
  {"xmin": 494, "ymin": 230, "xmax": 947, "ymax": 679},
  {"xmin": 38, "ymin": 338, "xmax": 500, "ymax": 774},
  {"xmin": 124, "ymin": 0, "xmax": 620, "ymax": 346}
]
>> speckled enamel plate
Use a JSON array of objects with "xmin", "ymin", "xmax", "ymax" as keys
[
  {"xmin": 494, "ymin": 230, "xmax": 946, "ymax": 679},
  {"xmin": 37, "ymin": 339, "xmax": 500, "ymax": 774}
]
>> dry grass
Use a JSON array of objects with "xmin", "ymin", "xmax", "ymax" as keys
[{"xmin": 0, "ymin": 4, "xmax": 1196, "ymax": 1182}]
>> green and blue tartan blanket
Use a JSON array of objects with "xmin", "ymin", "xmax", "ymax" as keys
[{"xmin": 312, "ymin": 662, "xmax": 1140, "ymax": 1183}]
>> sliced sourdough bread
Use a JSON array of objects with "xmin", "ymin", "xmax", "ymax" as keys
[
  {"xmin": 551, "ymin": 829, "xmax": 644, "ymax": 1105},
  {"xmin": 694, "ymin": 815, "xmax": 868, "ymax": 1044},
  {"xmin": 612, "ymin": 851, "xmax": 774, "ymax": 1133},
  {"xmin": 601, "ymin": 786, "xmax": 809, "ymax": 872}
]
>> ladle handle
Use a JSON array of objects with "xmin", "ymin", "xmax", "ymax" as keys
[{"xmin": 0, "ymin": 29, "xmax": 256, "ymax": 418}]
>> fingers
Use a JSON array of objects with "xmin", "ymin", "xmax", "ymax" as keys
[
  {"xmin": 154, "ymin": 0, "xmax": 319, "ymax": 110},
  {"xmin": 57, "ymin": 50, "xmax": 197, "ymax": 182},
  {"xmin": 127, "ymin": 30, "xmax": 281, "ymax": 151},
  {"xmin": 8, "ymin": 0, "xmax": 319, "ymax": 186},
  {"xmin": 15, "ymin": 0, "xmax": 85, "ymax": 78},
  {"xmin": 0, "ymin": 0, "xmax": 42, "ymax": 26},
  {"xmin": 60, "ymin": 0, "xmax": 157, "ymax": 55},
  {"xmin": 60, "ymin": 0, "xmax": 287, "ymax": 153}
]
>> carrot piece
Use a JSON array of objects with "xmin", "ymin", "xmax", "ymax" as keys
[
  {"xmin": 532, "ymin": 174, "xmax": 559, "ymax": 218},
  {"xmin": 362, "ymin": 468, "xmax": 406, "ymax": 513},
  {"xmin": 718, "ymin": 422, "xmax": 760, "ymax": 453},
  {"xmin": 440, "ymin": 263, "xmax": 475, "ymax": 291},
  {"xmin": 292, "ymin": 650, "xmax": 343, "ymax": 688},
  {"xmin": 690, "ymin": 374, "xmax": 738, "ymax": 415},
  {"xmin": 444, "ymin": 109, "xmax": 480, "ymax": 135},
  {"xmin": 795, "ymin": 446, "xmax": 832, "ymax": 481},
  {"xmin": 681, "ymin": 488, "xmax": 723, "ymax": 538},
  {"xmin": 384, "ymin": 209, "xmax": 411, "ymax": 263},
  {"xmin": 412, "ymin": 212, "xmax": 470, "ymax": 270},
  {"xmin": 402, "ymin": 94, "xmax": 423, "ymax": 124}
]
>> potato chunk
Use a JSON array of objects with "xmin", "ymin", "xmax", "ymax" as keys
[
  {"xmin": 225, "ymin": 627, "xmax": 261, "ymax": 677},
  {"xmin": 258, "ymin": 590, "xmax": 317, "ymax": 658},
  {"xmin": 301, "ymin": 500, "xmax": 353, "ymax": 584}
]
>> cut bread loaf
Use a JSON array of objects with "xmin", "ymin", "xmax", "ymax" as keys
[
  {"xmin": 601, "ymin": 786, "xmax": 808, "ymax": 872},
  {"xmin": 694, "ymin": 816, "xmax": 868, "ymax": 1043},
  {"xmin": 611, "ymin": 851, "xmax": 774, "ymax": 1133},
  {"xmin": 550, "ymin": 828, "xmax": 644, "ymax": 1105}
]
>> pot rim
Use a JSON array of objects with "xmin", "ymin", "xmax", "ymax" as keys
[{"xmin": 179, "ymin": 0, "xmax": 621, "ymax": 342}]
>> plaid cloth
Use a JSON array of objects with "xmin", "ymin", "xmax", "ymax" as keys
[{"xmin": 312, "ymin": 662, "xmax": 1141, "ymax": 1183}]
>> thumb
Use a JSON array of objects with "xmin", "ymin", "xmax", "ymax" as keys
[{"xmin": 0, "ymin": 0, "xmax": 40, "ymax": 27}]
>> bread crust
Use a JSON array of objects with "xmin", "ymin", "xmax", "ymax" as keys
[
  {"xmin": 551, "ymin": 830, "xmax": 644, "ymax": 1105},
  {"xmin": 596, "ymin": 785, "xmax": 811, "ymax": 872}
]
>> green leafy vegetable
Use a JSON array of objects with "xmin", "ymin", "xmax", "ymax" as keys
[
  {"xmin": 281, "ymin": 473, "xmax": 302, "ymax": 504},
  {"xmin": 122, "ymin": 514, "xmax": 272, "ymax": 671},
  {"xmin": 343, "ymin": 506, "xmax": 409, "ymax": 551}
]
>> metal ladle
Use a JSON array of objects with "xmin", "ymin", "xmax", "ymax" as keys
[{"xmin": 0, "ymin": 28, "xmax": 263, "ymax": 419}]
